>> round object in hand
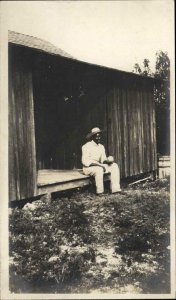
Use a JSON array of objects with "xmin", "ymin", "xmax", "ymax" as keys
[{"xmin": 107, "ymin": 156, "xmax": 114, "ymax": 163}]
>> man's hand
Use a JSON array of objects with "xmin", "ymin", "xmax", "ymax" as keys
[
  {"xmin": 90, "ymin": 162, "xmax": 106, "ymax": 172},
  {"xmin": 103, "ymin": 156, "xmax": 114, "ymax": 165}
]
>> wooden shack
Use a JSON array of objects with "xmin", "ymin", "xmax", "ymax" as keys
[{"xmin": 9, "ymin": 31, "xmax": 157, "ymax": 201}]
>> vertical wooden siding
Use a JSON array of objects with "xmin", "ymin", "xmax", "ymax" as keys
[
  {"xmin": 31, "ymin": 55, "xmax": 157, "ymax": 177},
  {"xmin": 9, "ymin": 47, "xmax": 37, "ymax": 200},
  {"xmin": 107, "ymin": 81, "xmax": 157, "ymax": 178}
]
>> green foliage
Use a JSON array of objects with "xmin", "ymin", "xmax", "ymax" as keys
[
  {"xmin": 114, "ymin": 193, "xmax": 170, "ymax": 255},
  {"xmin": 133, "ymin": 51, "xmax": 170, "ymax": 155},
  {"xmin": 133, "ymin": 63, "xmax": 142, "ymax": 74},
  {"xmin": 155, "ymin": 51, "xmax": 170, "ymax": 80},
  {"xmin": 133, "ymin": 58, "xmax": 152, "ymax": 77},
  {"xmin": 154, "ymin": 51, "xmax": 170, "ymax": 155},
  {"xmin": 9, "ymin": 178, "xmax": 170, "ymax": 293},
  {"xmin": 9, "ymin": 199, "xmax": 95, "ymax": 292},
  {"xmin": 143, "ymin": 59, "xmax": 151, "ymax": 76}
]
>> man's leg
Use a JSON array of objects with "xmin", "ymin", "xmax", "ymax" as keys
[
  {"xmin": 105, "ymin": 163, "xmax": 121, "ymax": 193},
  {"xmin": 83, "ymin": 166, "xmax": 104, "ymax": 194}
]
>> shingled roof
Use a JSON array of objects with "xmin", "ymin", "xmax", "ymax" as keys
[
  {"xmin": 8, "ymin": 31, "xmax": 157, "ymax": 81},
  {"xmin": 8, "ymin": 30, "xmax": 75, "ymax": 59}
]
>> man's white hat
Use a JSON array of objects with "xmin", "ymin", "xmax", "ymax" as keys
[{"xmin": 86, "ymin": 127, "xmax": 103, "ymax": 140}]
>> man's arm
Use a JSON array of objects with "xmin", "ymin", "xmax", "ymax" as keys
[
  {"xmin": 82, "ymin": 144, "xmax": 92, "ymax": 167},
  {"xmin": 103, "ymin": 157, "xmax": 114, "ymax": 165},
  {"xmin": 89, "ymin": 162, "xmax": 106, "ymax": 172},
  {"xmin": 100, "ymin": 146, "xmax": 114, "ymax": 165},
  {"xmin": 82, "ymin": 145, "xmax": 106, "ymax": 172}
]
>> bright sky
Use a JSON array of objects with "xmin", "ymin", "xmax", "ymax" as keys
[{"xmin": 1, "ymin": 0, "xmax": 174, "ymax": 73}]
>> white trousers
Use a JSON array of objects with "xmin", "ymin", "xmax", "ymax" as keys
[{"xmin": 83, "ymin": 163, "xmax": 121, "ymax": 194}]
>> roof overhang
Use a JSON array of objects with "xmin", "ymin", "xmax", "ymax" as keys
[{"xmin": 9, "ymin": 30, "xmax": 163, "ymax": 83}]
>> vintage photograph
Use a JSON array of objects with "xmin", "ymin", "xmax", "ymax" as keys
[{"xmin": 0, "ymin": 0, "xmax": 175, "ymax": 299}]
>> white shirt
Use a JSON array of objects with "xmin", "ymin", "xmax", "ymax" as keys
[{"xmin": 82, "ymin": 140, "xmax": 107, "ymax": 167}]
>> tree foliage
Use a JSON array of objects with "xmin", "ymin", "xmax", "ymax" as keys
[
  {"xmin": 155, "ymin": 51, "xmax": 170, "ymax": 80},
  {"xmin": 133, "ymin": 51, "xmax": 170, "ymax": 155}
]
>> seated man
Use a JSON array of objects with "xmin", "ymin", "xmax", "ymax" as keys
[{"xmin": 82, "ymin": 127, "xmax": 121, "ymax": 195}]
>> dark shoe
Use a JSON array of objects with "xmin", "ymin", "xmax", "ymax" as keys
[
  {"xmin": 96, "ymin": 193, "xmax": 105, "ymax": 197},
  {"xmin": 112, "ymin": 190, "xmax": 126, "ymax": 195}
]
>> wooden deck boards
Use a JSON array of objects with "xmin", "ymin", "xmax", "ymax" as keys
[
  {"xmin": 37, "ymin": 169, "xmax": 110, "ymax": 195},
  {"xmin": 37, "ymin": 169, "xmax": 90, "ymax": 195},
  {"xmin": 37, "ymin": 169, "xmax": 89, "ymax": 186}
]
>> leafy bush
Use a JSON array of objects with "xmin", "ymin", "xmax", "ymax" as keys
[
  {"xmin": 112, "ymin": 192, "xmax": 170, "ymax": 256},
  {"xmin": 9, "ymin": 198, "xmax": 95, "ymax": 292},
  {"xmin": 132, "ymin": 176, "xmax": 170, "ymax": 192},
  {"xmin": 9, "ymin": 178, "xmax": 170, "ymax": 293}
]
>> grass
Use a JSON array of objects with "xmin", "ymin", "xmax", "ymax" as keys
[{"xmin": 9, "ymin": 177, "xmax": 170, "ymax": 294}]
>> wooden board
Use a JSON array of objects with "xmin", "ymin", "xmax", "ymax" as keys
[
  {"xmin": 37, "ymin": 169, "xmax": 110, "ymax": 195},
  {"xmin": 9, "ymin": 45, "xmax": 37, "ymax": 201},
  {"xmin": 37, "ymin": 178, "xmax": 91, "ymax": 195},
  {"xmin": 106, "ymin": 78, "xmax": 157, "ymax": 178},
  {"xmin": 37, "ymin": 169, "xmax": 89, "ymax": 186}
]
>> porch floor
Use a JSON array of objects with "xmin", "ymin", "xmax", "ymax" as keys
[
  {"xmin": 37, "ymin": 169, "xmax": 90, "ymax": 185},
  {"xmin": 37, "ymin": 169, "xmax": 91, "ymax": 195}
]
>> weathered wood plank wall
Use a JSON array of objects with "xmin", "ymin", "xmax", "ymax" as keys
[
  {"xmin": 9, "ymin": 44, "xmax": 157, "ymax": 201},
  {"xmin": 9, "ymin": 46, "xmax": 37, "ymax": 201},
  {"xmin": 107, "ymin": 79, "xmax": 157, "ymax": 178}
]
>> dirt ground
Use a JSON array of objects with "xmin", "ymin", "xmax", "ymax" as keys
[{"xmin": 9, "ymin": 177, "xmax": 170, "ymax": 294}]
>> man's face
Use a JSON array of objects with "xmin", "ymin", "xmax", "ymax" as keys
[{"xmin": 93, "ymin": 133, "xmax": 101, "ymax": 144}]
